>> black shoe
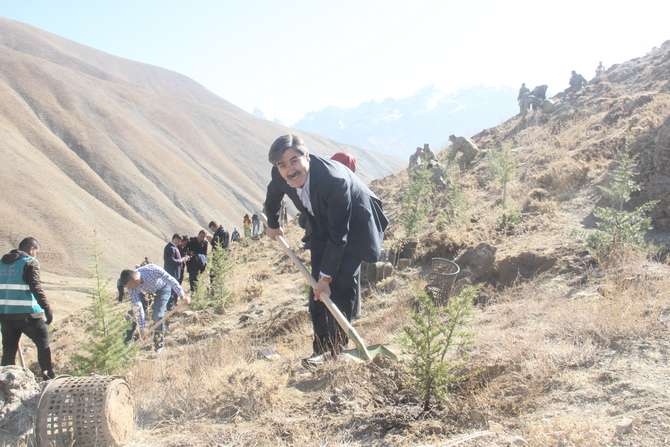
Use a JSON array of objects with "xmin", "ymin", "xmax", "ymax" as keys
[{"xmin": 301, "ymin": 351, "xmax": 334, "ymax": 368}]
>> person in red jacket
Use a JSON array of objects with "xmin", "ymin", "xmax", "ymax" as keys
[{"xmin": 330, "ymin": 151, "xmax": 357, "ymax": 173}]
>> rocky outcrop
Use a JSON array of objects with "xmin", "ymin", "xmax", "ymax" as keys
[
  {"xmin": 495, "ymin": 252, "xmax": 556, "ymax": 287},
  {"xmin": 0, "ymin": 366, "xmax": 41, "ymax": 444},
  {"xmin": 638, "ymin": 115, "xmax": 670, "ymax": 230},
  {"xmin": 455, "ymin": 243, "xmax": 497, "ymax": 283}
]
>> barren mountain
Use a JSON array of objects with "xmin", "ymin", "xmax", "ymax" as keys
[{"xmin": 0, "ymin": 17, "xmax": 400, "ymax": 276}]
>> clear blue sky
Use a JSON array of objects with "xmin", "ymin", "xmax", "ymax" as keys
[{"xmin": 2, "ymin": 1, "xmax": 668, "ymax": 123}]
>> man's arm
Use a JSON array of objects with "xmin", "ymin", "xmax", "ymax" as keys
[
  {"xmin": 264, "ymin": 167, "xmax": 286, "ymax": 229},
  {"xmin": 170, "ymin": 245, "xmax": 183, "ymax": 264},
  {"xmin": 23, "ymin": 260, "xmax": 51, "ymax": 312},
  {"xmin": 162, "ymin": 271, "xmax": 185, "ymax": 299}
]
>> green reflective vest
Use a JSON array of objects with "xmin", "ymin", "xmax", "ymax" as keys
[{"xmin": 0, "ymin": 255, "xmax": 44, "ymax": 315}]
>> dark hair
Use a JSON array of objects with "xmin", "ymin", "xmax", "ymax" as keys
[
  {"xmin": 119, "ymin": 269, "xmax": 137, "ymax": 287},
  {"xmin": 198, "ymin": 229, "xmax": 207, "ymax": 236},
  {"xmin": 18, "ymin": 237, "xmax": 39, "ymax": 252},
  {"xmin": 268, "ymin": 134, "xmax": 307, "ymax": 164},
  {"xmin": 208, "ymin": 221, "xmax": 218, "ymax": 229},
  {"xmin": 172, "ymin": 233, "xmax": 181, "ymax": 241}
]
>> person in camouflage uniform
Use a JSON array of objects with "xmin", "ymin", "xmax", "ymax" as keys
[{"xmin": 447, "ymin": 134, "xmax": 479, "ymax": 170}]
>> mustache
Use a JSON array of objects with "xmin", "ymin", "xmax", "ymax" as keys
[{"xmin": 287, "ymin": 171, "xmax": 301, "ymax": 180}]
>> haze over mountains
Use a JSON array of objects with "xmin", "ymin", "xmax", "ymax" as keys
[
  {"xmin": 295, "ymin": 85, "xmax": 517, "ymax": 157},
  {"xmin": 0, "ymin": 18, "xmax": 399, "ymax": 276}
]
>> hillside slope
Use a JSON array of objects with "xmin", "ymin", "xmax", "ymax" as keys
[
  {"xmin": 0, "ymin": 17, "xmax": 400, "ymax": 276},
  {"xmin": 30, "ymin": 41, "xmax": 670, "ymax": 446}
]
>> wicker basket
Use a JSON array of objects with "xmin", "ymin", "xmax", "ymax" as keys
[
  {"xmin": 425, "ymin": 258, "xmax": 460, "ymax": 304},
  {"xmin": 35, "ymin": 375, "xmax": 134, "ymax": 447}
]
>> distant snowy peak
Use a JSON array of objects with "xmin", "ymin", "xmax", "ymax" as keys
[{"xmin": 295, "ymin": 85, "xmax": 517, "ymax": 156}]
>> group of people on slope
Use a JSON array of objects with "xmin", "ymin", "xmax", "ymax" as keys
[{"xmin": 1, "ymin": 134, "xmax": 390, "ymax": 377}]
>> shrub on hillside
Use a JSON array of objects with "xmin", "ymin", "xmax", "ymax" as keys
[
  {"xmin": 488, "ymin": 144, "xmax": 516, "ymax": 211},
  {"xmin": 489, "ymin": 144, "xmax": 522, "ymax": 232},
  {"xmin": 586, "ymin": 149, "xmax": 657, "ymax": 261},
  {"xmin": 401, "ymin": 169, "xmax": 434, "ymax": 238},
  {"xmin": 402, "ymin": 286, "xmax": 475, "ymax": 411},
  {"xmin": 190, "ymin": 243, "xmax": 232, "ymax": 313},
  {"xmin": 72, "ymin": 250, "xmax": 136, "ymax": 375}
]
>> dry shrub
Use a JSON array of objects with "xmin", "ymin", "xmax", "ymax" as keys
[
  {"xmin": 243, "ymin": 279, "xmax": 263, "ymax": 301},
  {"xmin": 523, "ymin": 414, "xmax": 610, "ymax": 446},
  {"xmin": 459, "ymin": 258, "xmax": 668, "ymax": 423},
  {"xmin": 209, "ymin": 367, "xmax": 281, "ymax": 421},
  {"xmin": 375, "ymin": 276, "xmax": 400, "ymax": 294},
  {"xmin": 536, "ymin": 159, "xmax": 589, "ymax": 199},
  {"xmin": 128, "ymin": 334, "xmax": 283, "ymax": 426}
]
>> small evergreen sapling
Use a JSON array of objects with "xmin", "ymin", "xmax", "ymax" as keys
[
  {"xmin": 73, "ymin": 250, "xmax": 136, "ymax": 375},
  {"xmin": 402, "ymin": 286, "xmax": 475, "ymax": 411},
  {"xmin": 586, "ymin": 149, "xmax": 658, "ymax": 261}
]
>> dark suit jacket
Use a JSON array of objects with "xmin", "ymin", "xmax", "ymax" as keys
[
  {"xmin": 163, "ymin": 242, "xmax": 183, "ymax": 279},
  {"xmin": 265, "ymin": 154, "xmax": 388, "ymax": 276}
]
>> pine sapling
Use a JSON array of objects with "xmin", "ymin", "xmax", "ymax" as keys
[
  {"xmin": 586, "ymin": 148, "xmax": 658, "ymax": 261},
  {"xmin": 402, "ymin": 286, "xmax": 475, "ymax": 411},
  {"xmin": 401, "ymin": 168, "xmax": 434, "ymax": 238},
  {"xmin": 72, "ymin": 250, "xmax": 136, "ymax": 375}
]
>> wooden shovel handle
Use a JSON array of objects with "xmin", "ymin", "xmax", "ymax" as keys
[{"xmin": 273, "ymin": 232, "xmax": 372, "ymax": 361}]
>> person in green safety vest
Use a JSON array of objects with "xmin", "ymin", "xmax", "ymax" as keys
[{"xmin": 0, "ymin": 237, "xmax": 55, "ymax": 380}]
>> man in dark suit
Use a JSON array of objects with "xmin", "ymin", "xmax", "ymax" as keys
[
  {"xmin": 164, "ymin": 234, "xmax": 188, "ymax": 281},
  {"xmin": 264, "ymin": 134, "xmax": 388, "ymax": 357}
]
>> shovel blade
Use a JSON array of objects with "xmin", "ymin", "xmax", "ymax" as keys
[
  {"xmin": 342, "ymin": 344, "xmax": 398, "ymax": 362},
  {"xmin": 302, "ymin": 344, "xmax": 398, "ymax": 367}
]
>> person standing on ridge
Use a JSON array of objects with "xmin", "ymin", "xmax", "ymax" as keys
[{"xmin": 518, "ymin": 83, "xmax": 530, "ymax": 115}]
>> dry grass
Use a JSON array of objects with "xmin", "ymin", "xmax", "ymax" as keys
[{"xmin": 128, "ymin": 332, "xmax": 286, "ymax": 428}]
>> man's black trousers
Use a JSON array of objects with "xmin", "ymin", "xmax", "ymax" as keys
[
  {"xmin": 1, "ymin": 317, "xmax": 54, "ymax": 376},
  {"xmin": 309, "ymin": 240, "xmax": 361, "ymax": 355}
]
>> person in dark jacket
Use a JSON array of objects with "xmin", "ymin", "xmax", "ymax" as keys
[
  {"xmin": 164, "ymin": 234, "xmax": 189, "ymax": 310},
  {"xmin": 231, "ymin": 228, "xmax": 241, "ymax": 242},
  {"xmin": 0, "ymin": 237, "xmax": 55, "ymax": 379},
  {"xmin": 164, "ymin": 234, "xmax": 189, "ymax": 281},
  {"xmin": 208, "ymin": 221, "xmax": 229, "ymax": 249},
  {"xmin": 178, "ymin": 235, "xmax": 189, "ymax": 283},
  {"xmin": 251, "ymin": 214, "xmax": 261, "ymax": 238},
  {"xmin": 186, "ymin": 230, "xmax": 208, "ymax": 292},
  {"xmin": 264, "ymin": 134, "xmax": 388, "ymax": 358}
]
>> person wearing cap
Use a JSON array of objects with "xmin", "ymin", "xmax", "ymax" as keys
[{"xmin": 263, "ymin": 134, "xmax": 388, "ymax": 358}]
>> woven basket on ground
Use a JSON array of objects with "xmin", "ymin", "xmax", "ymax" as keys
[
  {"xmin": 425, "ymin": 258, "xmax": 460, "ymax": 304},
  {"xmin": 35, "ymin": 375, "xmax": 134, "ymax": 447}
]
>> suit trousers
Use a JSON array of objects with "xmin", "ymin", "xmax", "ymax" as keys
[{"xmin": 309, "ymin": 240, "xmax": 361, "ymax": 355}]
